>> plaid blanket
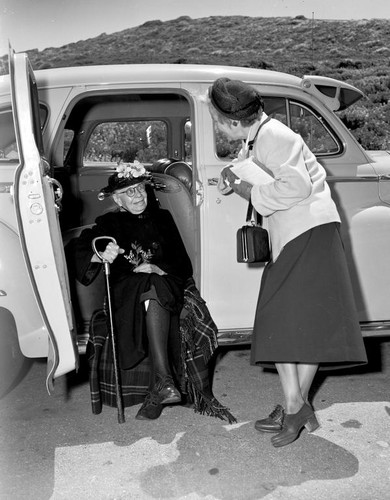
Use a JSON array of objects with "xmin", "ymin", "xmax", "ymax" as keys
[
  {"xmin": 87, "ymin": 278, "xmax": 236, "ymax": 423},
  {"xmin": 179, "ymin": 279, "xmax": 236, "ymax": 423},
  {"xmin": 87, "ymin": 309, "xmax": 151, "ymax": 412}
]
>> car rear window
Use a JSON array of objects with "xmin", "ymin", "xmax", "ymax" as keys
[{"xmin": 83, "ymin": 120, "xmax": 168, "ymax": 167}]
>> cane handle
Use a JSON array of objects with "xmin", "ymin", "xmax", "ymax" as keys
[{"xmin": 92, "ymin": 236, "xmax": 118, "ymax": 262}]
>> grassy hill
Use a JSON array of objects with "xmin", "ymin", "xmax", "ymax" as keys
[{"xmin": 2, "ymin": 15, "xmax": 390, "ymax": 149}]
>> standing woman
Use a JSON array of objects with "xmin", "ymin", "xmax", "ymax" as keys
[{"xmin": 207, "ymin": 77, "xmax": 367, "ymax": 447}]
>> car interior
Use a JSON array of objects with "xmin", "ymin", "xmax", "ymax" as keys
[{"xmin": 54, "ymin": 91, "xmax": 197, "ymax": 351}]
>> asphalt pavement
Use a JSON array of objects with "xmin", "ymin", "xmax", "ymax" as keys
[{"xmin": 1, "ymin": 338, "xmax": 390, "ymax": 500}]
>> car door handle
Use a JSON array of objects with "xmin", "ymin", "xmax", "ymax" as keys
[{"xmin": 195, "ymin": 180, "xmax": 204, "ymax": 206}]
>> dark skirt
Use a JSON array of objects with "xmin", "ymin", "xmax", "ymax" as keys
[{"xmin": 250, "ymin": 223, "xmax": 367, "ymax": 370}]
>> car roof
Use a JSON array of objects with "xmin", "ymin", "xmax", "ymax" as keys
[
  {"xmin": 0, "ymin": 62, "xmax": 363, "ymax": 110},
  {"xmin": 0, "ymin": 63, "xmax": 301, "ymax": 90}
]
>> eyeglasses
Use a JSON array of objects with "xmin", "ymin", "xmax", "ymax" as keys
[{"xmin": 117, "ymin": 183, "xmax": 146, "ymax": 198}]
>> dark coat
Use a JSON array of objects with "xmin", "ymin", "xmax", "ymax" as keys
[{"xmin": 74, "ymin": 205, "xmax": 193, "ymax": 369}]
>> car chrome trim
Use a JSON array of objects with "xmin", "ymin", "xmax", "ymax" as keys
[
  {"xmin": 217, "ymin": 322, "xmax": 390, "ymax": 345},
  {"xmin": 326, "ymin": 176, "xmax": 379, "ymax": 182},
  {"xmin": 360, "ymin": 321, "xmax": 390, "ymax": 331},
  {"xmin": 0, "ymin": 183, "xmax": 12, "ymax": 193}
]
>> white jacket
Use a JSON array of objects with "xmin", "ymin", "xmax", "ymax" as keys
[{"xmin": 246, "ymin": 113, "xmax": 341, "ymax": 261}]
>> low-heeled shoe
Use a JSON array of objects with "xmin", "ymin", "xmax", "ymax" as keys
[
  {"xmin": 135, "ymin": 391, "xmax": 164, "ymax": 420},
  {"xmin": 271, "ymin": 403, "xmax": 320, "ymax": 448},
  {"xmin": 255, "ymin": 404, "xmax": 285, "ymax": 433},
  {"xmin": 155, "ymin": 375, "xmax": 181, "ymax": 405}
]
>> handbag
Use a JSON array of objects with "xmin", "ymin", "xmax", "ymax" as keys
[{"xmin": 237, "ymin": 201, "xmax": 270, "ymax": 263}]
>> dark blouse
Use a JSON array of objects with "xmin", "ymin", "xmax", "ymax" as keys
[{"xmin": 74, "ymin": 206, "xmax": 193, "ymax": 369}]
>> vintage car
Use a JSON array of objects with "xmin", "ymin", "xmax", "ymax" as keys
[{"xmin": 1, "ymin": 49, "xmax": 390, "ymax": 394}]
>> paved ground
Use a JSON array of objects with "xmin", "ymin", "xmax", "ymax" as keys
[{"xmin": 1, "ymin": 338, "xmax": 390, "ymax": 500}]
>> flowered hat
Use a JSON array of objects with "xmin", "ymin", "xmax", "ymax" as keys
[
  {"xmin": 98, "ymin": 161, "xmax": 153, "ymax": 199},
  {"xmin": 209, "ymin": 77, "xmax": 264, "ymax": 120}
]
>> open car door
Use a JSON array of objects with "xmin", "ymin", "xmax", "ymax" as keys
[{"xmin": 9, "ymin": 48, "xmax": 78, "ymax": 391}]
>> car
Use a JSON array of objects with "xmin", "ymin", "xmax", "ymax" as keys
[{"xmin": 1, "ymin": 48, "xmax": 390, "ymax": 393}]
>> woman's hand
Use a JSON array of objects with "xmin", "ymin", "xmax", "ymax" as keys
[
  {"xmin": 133, "ymin": 263, "xmax": 167, "ymax": 275},
  {"xmin": 91, "ymin": 242, "xmax": 124, "ymax": 264},
  {"xmin": 218, "ymin": 167, "xmax": 234, "ymax": 195},
  {"xmin": 219, "ymin": 167, "xmax": 252, "ymax": 200},
  {"xmin": 231, "ymin": 179, "xmax": 252, "ymax": 200},
  {"xmin": 220, "ymin": 167, "xmax": 252, "ymax": 200}
]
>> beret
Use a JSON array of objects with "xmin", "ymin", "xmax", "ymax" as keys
[{"xmin": 210, "ymin": 78, "xmax": 263, "ymax": 120}]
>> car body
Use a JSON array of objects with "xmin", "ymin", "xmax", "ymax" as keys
[{"xmin": 1, "ymin": 49, "xmax": 390, "ymax": 392}]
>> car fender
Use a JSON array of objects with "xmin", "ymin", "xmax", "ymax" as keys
[
  {"xmin": 0, "ymin": 307, "xmax": 33, "ymax": 398},
  {"xmin": 0, "ymin": 221, "xmax": 48, "ymax": 358}
]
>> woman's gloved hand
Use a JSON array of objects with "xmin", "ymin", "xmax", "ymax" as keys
[
  {"xmin": 217, "ymin": 166, "xmax": 234, "ymax": 195},
  {"xmin": 133, "ymin": 263, "xmax": 167, "ymax": 275},
  {"xmin": 219, "ymin": 166, "xmax": 252, "ymax": 200},
  {"xmin": 92, "ymin": 242, "xmax": 124, "ymax": 264},
  {"xmin": 232, "ymin": 178, "xmax": 252, "ymax": 200}
]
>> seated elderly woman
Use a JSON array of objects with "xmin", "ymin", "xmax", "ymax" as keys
[{"xmin": 73, "ymin": 161, "xmax": 193, "ymax": 420}]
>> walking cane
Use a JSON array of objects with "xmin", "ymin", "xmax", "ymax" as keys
[{"xmin": 92, "ymin": 236, "xmax": 125, "ymax": 424}]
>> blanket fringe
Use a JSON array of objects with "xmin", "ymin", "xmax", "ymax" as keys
[{"xmin": 186, "ymin": 377, "xmax": 237, "ymax": 424}]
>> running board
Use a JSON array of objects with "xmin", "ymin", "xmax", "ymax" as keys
[
  {"xmin": 217, "ymin": 329, "xmax": 252, "ymax": 345},
  {"xmin": 217, "ymin": 321, "xmax": 390, "ymax": 346},
  {"xmin": 77, "ymin": 320, "xmax": 390, "ymax": 354}
]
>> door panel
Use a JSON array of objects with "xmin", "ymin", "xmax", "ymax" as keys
[
  {"xmin": 10, "ymin": 49, "xmax": 78, "ymax": 390},
  {"xmin": 200, "ymin": 169, "xmax": 263, "ymax": 331}
]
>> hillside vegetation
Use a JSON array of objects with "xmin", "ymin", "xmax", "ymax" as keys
[{"xmin": 2, "ymin": 15, "xmax": 390, "ymax": 149}]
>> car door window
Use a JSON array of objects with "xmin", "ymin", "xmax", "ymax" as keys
[
  {"xmin": 83, "ymin": 120, "xmax": 168, "ymax": 167},
  {"xmin": 214, "ymin": 96, "xmax": 340, "ymax": 159},
  {"xmin": 263, "ymin": 96, "xmax": 288, "ymax": 125},
  {"xmin": 0, "ymin": 105, "xmax": 48, "ymax": 162}
]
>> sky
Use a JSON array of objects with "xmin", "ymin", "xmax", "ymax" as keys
[{"xmin": 1, "ymin": 0, "xmax": 390, "ymax": 56}]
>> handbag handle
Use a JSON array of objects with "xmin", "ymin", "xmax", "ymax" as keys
[
  {"xmin": 246, "ymin": 116, "xmax": 271, "ymax": 151},
  {"xmin": 246, "ymin": 200, "xmax": 263, "ymax": 226}
]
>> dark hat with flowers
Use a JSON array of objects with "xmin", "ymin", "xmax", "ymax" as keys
[
  {"xmin": 98, "ymin": 161, "xmax": 152, "ymax": 199},
  {"xmin": 209, "ymin": 77, "xmax": 264, "ymax": 120}
]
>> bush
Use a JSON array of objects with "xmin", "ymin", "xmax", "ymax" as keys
[{"xmin": 336, "ymin": 59, "xmax": 363, "ymax": 69}]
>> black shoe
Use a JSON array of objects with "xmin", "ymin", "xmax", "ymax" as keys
[
  {"xmin": 154, "ymin": 374, "xmax": 181, "ymax": 404},
  {"xmin": 135, "ymin": 391, "xmax": 164, "ymax": 420},
  {"xmin": 271, "ymin": 403, "xmax": 320, "ymax": 448},
  {"xmin": 255, "ymin": 404, "xmax": 285, "ymax": 433}
]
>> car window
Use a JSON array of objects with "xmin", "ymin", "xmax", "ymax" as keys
[
  {"xmin": 0, "ymin": 105, "xmax": 48, "ymax": 162},
  {"xmin": 263, "ymin": 96, "xmax": 288, "ymax": 125},
  {"xmin": 184, "ymin": 119, "xmax": 192, "ymax": 163},
  {"xmin": 83, "ymin": 120, "xmax": 168, "ymax": 167},
  {"xmin": 0, "ymin": 108, "xmax": 19, "ymax": 161},
  {"xmin": 215, "ymin": 97, "xmax": 340, "ymax": 159},
  {"xmin": 289, "ymin": 102, "xmax": 340, "ymax": 154},
  {"xmin": 214, "ymin": 123, "xmax": 242, "ymax": 160},
  {"xmin": 63, "ymin": 129, "xmax": 74, "ymax": 162}
]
